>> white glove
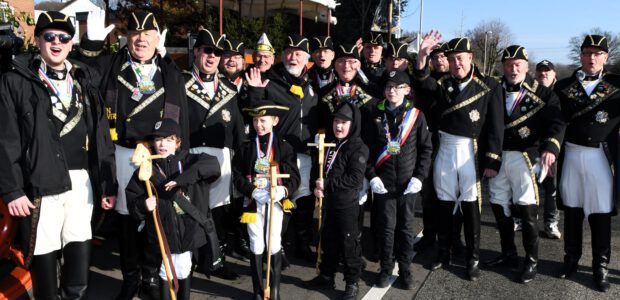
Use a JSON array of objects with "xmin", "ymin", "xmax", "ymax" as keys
[
  {"xmin": 157, "ymin": 28, "xmax": 168, "ymax": 57},
  {"xmin": 275, "ymin": 186, "xmax": 286, "ymax": 202},
  {"xmin": 252, "ymin": 189, "xmax": 270, "ymax": 205},
  {"xmin": 369, "ymin": 177, "xmax": 388, "ymax": 194},
  {"xmin": 403, "ymin": 177, "xmax": 423, "ymax": 195},
  {"xmin": 87, "ymin": 10, "xmax": 115, "ymax": 41}
]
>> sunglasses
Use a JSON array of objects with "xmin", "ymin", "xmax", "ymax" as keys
[
  {"xmin": 42, "ymin": 32, "xmax": 73, "ymax": 44},
  {"xmin": 202, "ymin": 46, "xmax": 223, "ymax": 56}
]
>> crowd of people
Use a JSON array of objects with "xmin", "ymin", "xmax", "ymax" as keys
[{"xmin": 0, "ymin": 8, "xmax": 618, "ymax": 300}]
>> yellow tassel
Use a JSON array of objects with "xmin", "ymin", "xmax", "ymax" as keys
[
  {"xmin": 282, "ymin": 199, "xmax": 294, "ymax": 211},
  {"xmin": 240, "ymin": 212, "xmax": 257, "ymax": 224},
  {"xmin": 109, "ymin": 128, "xmax": 118, "ymax": 141},
  {"xmin": 289, "ymin": 85, "xmax": 304, "ymax": 98}
]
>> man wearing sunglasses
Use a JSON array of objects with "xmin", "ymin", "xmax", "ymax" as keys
[
  {"xmin": 0, "ymin": 11, "xmax": 117, "ymax": 299},
  {"xmin": 183, "ymin": 29, "xmax": 245, "ymax": 281},
  {"xmin": 77, "ymin": 10, "xmax": 189, "ymax": 299},
  {"xmin": 554, "ymin": 34, "xmax": 620, "ymax": 292}
]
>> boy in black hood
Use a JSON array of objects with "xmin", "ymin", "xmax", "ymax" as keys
[{"xmin": 304, "ymin": 102, "xmax": 369, "ymax": 300}]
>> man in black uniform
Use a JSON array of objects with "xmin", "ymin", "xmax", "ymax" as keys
[
  {"xmin": 412, "ymin": 32, "xmax": 504, "ymax": 281},
  {"xmin": 308, "ymin": 36, "xmax": 337, "ymax": 98},
  {"xmin": 220, "ymin": 38, "xmax": 247, "ymax": 93},
  {"xmin": 485, "ymin": 45, "xmax": 564, "ymax": 283},
  {"xmin": 246, "ymin": 34, "xmax": 319, "ymax": 262},
  {"xmin": 555, "ymin": 34, "xmax": 620, "ymax": 292},
  {"xmin": 366, "ymin": 70, "xmax": 433, "ymax": 289},
  {"xmin": 78, "ymin": 10, "xmax": 189, "ymax": 299},
  {"xmin": 384, "ymin": 41, "xmax": 410, "ymax": 73},
  {"xmin": 183, "ymin": 29, "xmax": 246, "ymax": 279},
  {"xmin": 0, "ymin": 11, "xmax": 116, "ymax": 299},
  {"xmin": 361, "ymin": 31, "xmax": 386, "ymax": 85}
]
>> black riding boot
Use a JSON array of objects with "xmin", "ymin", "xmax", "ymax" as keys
[
  {"xmin": 519, "ymin": 205, "xmax": 539, "ymax": 283},
  {"xmin": 485, "ymin": 204, "xmax": 518, "ymax": 268},
  {"xmin": 430, "ymin": 200, "xmax": 454, "ymax": 270},
  {"xmin": 558, "ymin": 207, "xmax": 584, "ymax": 279},
  {"xmin": 60, "ymin": 241, "xmax": 91, "ymax": 299},
  {"xmin": 250, "ymin": 254, "xmax": 264, "ymax": 300},
  {"xmin": 589, "ymin": 213, "xmax": 611, "ymax": 292},
  {"xmin": 461, "ymin": 200, "xmax": 481, "ymax": 281},
  {"xmin": 31, "ymin": 251, "xmax": 60, "ymax": 300},
  {"xmin": 270, "ymin": 252, "xmax": 282, "ymax": 300}
]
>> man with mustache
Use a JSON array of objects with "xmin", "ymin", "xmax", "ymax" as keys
[
  {"xmin": 78, "ymin": 10, "xmax": 188, "ymax": 299},
  {"xmin": 246, "ymin": 34, "xmax": 319, "ymax": 263},
  {"xmin": 0, "ymin": 11, "xmax": 116, "ymax": 299},
  {"xmin": 183, "ymin": 29, "xmax": 246, "ymax": 280}
]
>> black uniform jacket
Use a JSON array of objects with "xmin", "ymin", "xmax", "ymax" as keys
[
  {"xmin": 232, "ymin": 131, "xmax": 301, "ymax": 202},
  {"xmin": 500, "ymin": 74, "xmax": 565, "ymax": 159},
  {"xmin": 318, "ymin": 78, "xmax": 379, "ymax": 133},
  {"xmin": 365, "ymin": 99, "xmax": 433, "ymax": 195},
  {"xmin": 246, "ymin": 63, "xmax": 319, "ymax": 154},
  {"xmin": 555, "ymin": 69, "xmax": 620, "ymax": 208},
  {"xmin": 308, "ymin": 65, "xmax": 337, "ymax": 99},
  {"xmin": 322, "ymin": 102, "xmax": 369, "ymax": 210},
  {"xmin": 361, "ymin": 59, "xmax": 386, "ymax": 89},
  {"xmin": 0, "ymin": 54, "xmax": 117, "ymax": 203},
  {"xmin": 183, "ymin": 71, "xmax": 246, "ymax": 149},
  {"xmin": 412, "ymin": 64, "xmax": 504, "ymax": 171},
  {"xmin": 77, "ymin": 39, "xmax": 190, "ymax": 150},
  {"xmin": 126, "ymin": 150, "xmax": 220, "ymax": 253}
]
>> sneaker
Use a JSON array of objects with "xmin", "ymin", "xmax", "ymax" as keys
[
  {"xmin": 514, "ymin": 218, "xmax": 522, "ymax": 231},
  {"xmin": 375, "ymin": 271, "xmax": 391, "ymax": 288},
  {"xmin": 544, "ymin": 222, "xmax": 561, "ymax": 239}
]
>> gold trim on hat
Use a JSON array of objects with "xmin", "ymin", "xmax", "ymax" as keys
[
  {"xmin": 131, "ymin": 12, "xmax": 157, "ymax": 31},
  {"xmin": 370, "ymin": 32, "xmax": 382, "ymax": 44},
  {"xmin": 287, "ymin": 36, "xmax": 309, "ymax": 49},
  {"xmin": 588, "ymin": 35, "xmax": 607, "ymax": 47},
  {"xmin": 313, "ymin": 36, "xmax": 331, "ymax": 49},
  {"xmin": 42, "ymin": 12, "xmax": 70, "ymax": 23}
]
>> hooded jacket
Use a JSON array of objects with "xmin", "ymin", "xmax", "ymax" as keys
[{"xmin": 322, "ymin": 102, "xmax": 370, "ymax": 209}]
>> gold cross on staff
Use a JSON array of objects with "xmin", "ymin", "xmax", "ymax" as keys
[
  {"xmin": 307, "ymin": 129, "xmax": 336, "ymax": 274},
  {"xmin": 264, "ymin": 163, "xmax": 289, "ymax": 300}
]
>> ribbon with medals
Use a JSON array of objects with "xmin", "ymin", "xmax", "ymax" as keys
[
  {"xmin": 375, "ymin": 107, "xmax": 420, "ymax": 168},
  {"xmin": 38, "ymin": 67, "xmax": 73, "ymax": 110},
  {"xmin": 336, "ymin": 82, "xmax": 356, "ymax": 102},
  {"xmin": 128, "ymin": 55, "xmax": 157, "ymax": 99},
  {"xmin": 254, "ymin": 133, "xmax": 274, "ymax": 189},
  {"xmin": 192, "ymin": 65, "xmax": 218, "ymax": 98},
  {"xmin": 324, "ymin": 140, "xmax": 348, "ymax": 176}
]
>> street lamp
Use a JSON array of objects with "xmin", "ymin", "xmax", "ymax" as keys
[{"xmin": 483, "ymin": 30, "xmax": 492, "ymax": 75}]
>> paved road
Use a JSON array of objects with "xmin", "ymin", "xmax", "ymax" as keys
[{"xmin": 86, "ymin": 197, "xmax": 620, "ymax": 300}]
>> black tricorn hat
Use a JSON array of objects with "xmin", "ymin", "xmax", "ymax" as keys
[
  {"xmin": 310, "ymin": 36, "xmax": 334, "ymax": 52},
  {"xmin": 430, "ymin": 42, "xmax": 446, "ymax": 57},
  {"xmin": 152, "ymin": 118, "xmax": 181, "ymax": 138},
  {"xmin": 194, "ymin": 29, "xmax": 225, "ymax": 50},
  {"xmin": 128, "ymin": 11, "xmax": 159, "ymax": 32},
  {"xmin": 222, "ymin": 38, "xmax": 245, "ymax": 55},
  {"xmin": 243, "ymin": 100, "xmax": 290, "ymax": 118},
  {"xmin": 335, "ymin": 43, "xmax": 361, "ymax": 60},
  {"xmin": 365, "ymin": 31, "xmax": 385, "ymax": 46},
  {"xmin": 444, "ymin": 37, "xmax": 472, "ymax": 54},
  {"xmin": 285, "ymin": 34, "xmax": 310, "ymax": 53},
  {"xmin": 35, "ymin": 11, "xmax": 75, "ymax": 37},
  {"xmin": 581, "ymin": 34, "xmax": 608, "ymax": 53},
  {"xmin": 501, "ymin": 45, "xmax": 529, "ymax": 62},
  {"xmin": 387, "ymin": 41, "xmax": 410, "ymax": 60}
]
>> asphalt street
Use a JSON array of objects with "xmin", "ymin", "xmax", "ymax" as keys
[{"xmin": 86, "ymin": 194, "xmax": 620, "ymax": 300}]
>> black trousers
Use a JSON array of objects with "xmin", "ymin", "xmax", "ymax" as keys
[
  {"xmin": 319, "ymin": 206, "xmax": 362, "ymax": 284},
  {"xmin": 118, "ymin": 214, "xmax": 160, "ymax": 283},
  {"xmin": 376, "ymin": 193, "xmax": 417, "ymax": 273}
]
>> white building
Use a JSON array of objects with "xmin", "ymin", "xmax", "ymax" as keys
[{"xmin": 35, "ymin": 0, "xmax": 104, "ymax": 42}]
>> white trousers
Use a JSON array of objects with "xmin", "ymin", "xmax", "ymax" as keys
[
  {"xmin": 560, "ymin": 142, "xmax": 613, "ymax": 217},
  {"xmin": 114, "ymin": 145, "xmax": 138, "ymax": 215},
  {"xmin": 34, "ymin": 169, "xmax": 93, "ymax": 255},
  {"xmin": 489, "ymin": 151, "xmax": 537, "ymax": 217},
  {"xmin": 291, "ymin": 153, "xmax": 312, "ymax": 201},
  {"xmin": 434, "ymin": 131, "xmax": 478, "ymax": 204},
  {"xmin": 159, "ymin": 251, "xmax": 193, "ymax": 280},
  {"xmin": 247, "ymin": 202, "xmax": 283, "ymax": 255},
  {"xmin": 190, "ymin": 146, "xmax": 230, "ymax": 209}
]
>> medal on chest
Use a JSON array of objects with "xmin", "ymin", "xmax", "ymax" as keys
[{"xmin": 254, "ymin": 133, "xmax": 274, "ymax": 175}]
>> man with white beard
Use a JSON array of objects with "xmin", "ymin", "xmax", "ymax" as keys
[
  {"xmin": 485, "ymin": 45, "xmax": 564, "ymax": 284},
  {"xmin": 246, "ymin": 34, "xmax": 319, "ymax": 263}
]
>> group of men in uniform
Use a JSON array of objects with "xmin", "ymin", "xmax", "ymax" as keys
[{"xmin": 0, "ymin": 8, "xmax": 619, "ymax": 300}]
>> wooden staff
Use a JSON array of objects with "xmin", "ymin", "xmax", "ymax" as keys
[
  {"xmin": 131, "ymin": 143, "xmax": 177, "ymax": 300},
  {"xmin": 264, "ymin": 163, "xmax": 290, "ymax": 300},
  {"xmin": 307, "ymin": 129, "xmax": 336, "ymax": 274}
]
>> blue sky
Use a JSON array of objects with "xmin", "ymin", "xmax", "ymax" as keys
[{"xmin": 400, "ymin": 0, "xmax": 619, "ymax": 64}]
